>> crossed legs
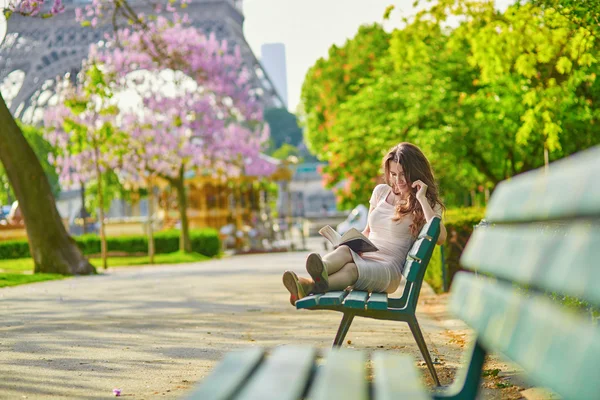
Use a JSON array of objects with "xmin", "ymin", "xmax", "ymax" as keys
[
  {"xmin": 321, "ymin": 245, "xmax": 359, "ymax": 291},
  {"xmin": 283, "ymin": 245, "xmax": 359, "ymax": 305}
]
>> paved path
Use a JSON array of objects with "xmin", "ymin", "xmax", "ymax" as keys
[{"xmin": 0, "ymin": 241, "xmax": 524, "ymax": 399}]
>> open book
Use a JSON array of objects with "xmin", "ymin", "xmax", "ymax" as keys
[{"xmin": 319, "ymin": 225, "xmax": 379, "ymax": 253}]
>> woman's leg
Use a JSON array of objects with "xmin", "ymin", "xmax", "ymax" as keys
[
  {"xmin": 307, "ymin": 245, "xmax": 354, "ymax": 293},
  {"xmin": 328, "ymin": 262, "xmax": 359, "ymax": 291},
  {"xmin": 321, "ymin": 245, "xmax": 353, "ymax": 274},
  {"xmin": 282, "ymin": 271, "xmax": 314, "ymax": 306}
]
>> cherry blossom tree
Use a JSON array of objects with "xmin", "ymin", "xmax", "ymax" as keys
[
  {"xmin": 102, "ymin": 19, "xmax": 273, "ymax": 252},
  {"xmin": 0, "ymin": 0, "xmax": 191, "ymax": 274},
  {"xmin": 44, "ymin": 64, "xmax": 125, "ymax": 270}
]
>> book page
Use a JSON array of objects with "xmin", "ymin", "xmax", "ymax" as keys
[{"xmin": 318, "ymin": 225, "xmax": 341, "ymax": 247}]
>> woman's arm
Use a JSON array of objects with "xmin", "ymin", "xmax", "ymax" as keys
[
  {"xmin": 412, "ymin": 180, "xmax": 447, "ymax": 245},
  {"xmin": 361, "ymin": 205, "xmax": 374, "ymax": 237}
]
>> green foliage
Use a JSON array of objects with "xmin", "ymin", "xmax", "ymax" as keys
[
  {"xmin": 271, "ymin": 144, "xmax": 301, "ymax": 161},
  {"xmin": 264, "ymin": 108, "xmax": 304, "ymax": 150},
  {"xmin": 300, "ymin": 2, "xmax": 600, "ymax": 208},
  {"xmin": 83, "ymin": 171, "xmax": 130, "ymax": 216},
  {"xmin": 424, "ymin": 207, "xmax": 486, "ymax": 292},
  {"xmin": 0, "ymin": 228, "xmax": 221, "ymax": 260},
  {"xmin": 531, "ymin": 0, "xmax": 600, "ymax": 34}
]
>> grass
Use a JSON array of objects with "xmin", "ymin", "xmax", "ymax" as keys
[
  {"xmin": 0, "ymin": 273, "xmax": 67, "ymax": 288},
  {"xmin": 0, "ymin": 251, "xmax": 211, "ymax": 288},
  {"xmin": 89, "ymin": 251, "xmax": 210, "ymax": 268}
]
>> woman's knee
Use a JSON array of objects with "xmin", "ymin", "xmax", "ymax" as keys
[
  {"xmin": 336, "ymin": 245, "xmax": 352, "ymax": 257},
  {"xmin": 342, "ymin": 263, "xmax": 358, "ymax": 282}
]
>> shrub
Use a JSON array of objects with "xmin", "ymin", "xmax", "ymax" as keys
[
  {"xmin": 424, "ymin": 207, "xmax": 486, "ymax": 293},
  {"xmin": 0, "ymin": 239, "xmax": 31, "ymax": 259},
  {"xmin": 0, "ymin": 229, "xmax": 221, "ymax": 260}
]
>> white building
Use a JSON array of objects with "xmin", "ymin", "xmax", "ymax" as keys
[{"xmin": 260, "ymin": 43, "xmax": 288, "ymax": 108}]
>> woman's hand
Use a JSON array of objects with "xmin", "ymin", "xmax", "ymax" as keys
[{"xmin": 412, "ymin": 180, "xmax": 428, "ymax": 201}]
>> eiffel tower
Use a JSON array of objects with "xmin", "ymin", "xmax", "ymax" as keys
[{"xmin": 0, "ymin": 0, "xmax": 284, "ymax": 124}]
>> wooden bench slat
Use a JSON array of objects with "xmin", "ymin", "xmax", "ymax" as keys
[
  {"xmin": 344, "ymin": 290, "xmax": 369, "ymax": 309},
  {"xmin": 402, "ymin": 259, "xmax": 423, "ymax": 282},
  {"xmin": 486, "ymin": 145, "xmax": 600, "ymax": 222},
  {"xmin": 372, "ymin": 352, "xmax": 431, "ymax": 400},
  {"xmin": 308, "ymin": 348, "xmax": 369, "ymax": 400},
  {"xmin": 367, "ymin": 293, "xmax": 389, "ymax": 310},
  {"xmin": 235, "ymin": 345, "xmax": 316, "ymax": 400},
  {"xmin": 296, "ymin": 294, "xmax": 322, "ymax": 309},
  {"xmin": 418, "ymin": 217, "xmax": 441, "ymax": 241},
  {"xmin": 408, "ymin": 238, "xmax": 435, "ymax": 262},
  {"xmin": 460, "ymin": 223, "xmax": 600, "ymax": 306},
  {"xmin": 186, "ymin": 347, "xmax": 264, "ymax": 400},
  {"xmin": 319, "ymin": 290, "xmax": 349, "ymax": 306},
  {"xmin": 449, "ymin": 273, "xmax": 600, "ymax": 400}
]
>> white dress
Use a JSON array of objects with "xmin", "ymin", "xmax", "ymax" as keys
[{"xmin": 349, "ymin": 184, "xmax": 437, "ymax": 293}]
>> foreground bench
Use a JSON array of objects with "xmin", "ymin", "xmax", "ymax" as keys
[
  {"xmin": 296, "ymin": 216, "xmax": 442, "ymax": 386},
  {"xmin": 187, "ymin": 345, "xmax": 430, "ymax": 400},
  {"xmin": 190, "ymin": 145, "xmax": 600, "ymax": 399},
  {"xmin": 442, "ymin": 145, "xmax": 600, "ymax": 399}
]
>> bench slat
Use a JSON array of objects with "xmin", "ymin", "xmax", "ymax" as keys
[
  {"xmin": 402, "ymin": 259, "xmax": 423, "ymax": 282},
  {"xmin": 235, "ymin": 345, "xmax": 316, "ymax": 400},
  {"xmin": 460, "ymin": 223, "xmax": 600, "ymax": 306},
  {"xmin": 486, "ymin": 145, "xmax": 600, "ymax": 223},
  {"xmin": 450, "ymin": 272, "xmax": 600, "ymax": 400},
  {"xmin": 344, "ymin": 290, "xmax": 369, "ymax": 309},
  {"xmin": 186, "ymin": 347, "xmax": 264, "ymax": 400},
  {"xmin": 418, "ymin": 217, "xmax": 441, "ymax": 241},
  {"xmin": 296, "ymin": 294, "xmax": 322, "ymax": 309},
  {"xmin": 372, "ymin": 352, "xmax": 431, "ymax": 400},
  {"xmin": 408, "ymin": 238, "xmax": 435, "ymax": 262},
  {"xmin": 367, "ymin": 293, "xmax": 389, "ymax": 310},
  {"xmin": 308, "ymin": 348, "xmax": 368, "ymax": 400},
  {"xmin": 319, "ymin": 290, "xmax": 349, "ymax": 306}
]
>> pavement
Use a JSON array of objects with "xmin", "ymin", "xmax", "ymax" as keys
[{"xmin": 0, "ymin": 238, "xmax": 530, "ymax": 399}]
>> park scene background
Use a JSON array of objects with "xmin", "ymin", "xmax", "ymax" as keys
[{"xmin": 0, "ymin": 0, "xmax": 599, "ymax": 398}]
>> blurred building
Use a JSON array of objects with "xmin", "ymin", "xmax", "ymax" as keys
[
  {"xmin": 260, "ymin": 43, "xmax": 288, "ymax": 108},
  {"xmin": 277, "ymin": 162, "xmax": 339, "ymax": 218}
]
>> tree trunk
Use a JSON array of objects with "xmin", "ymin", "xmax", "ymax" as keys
[
  {"xmin": 93, "ymin": 147, "xmax": 107, "ymax": 270},
  {"xmin": 0, "ymin": 92, "xmax": 95, "ymax": 275},
  {"xmin": 147, "ymin": 176, "xmax": 155, "ymax": 263},
  {"xmin": 171, "ymin": 167, "xmax": 191, "ymax": 253}
]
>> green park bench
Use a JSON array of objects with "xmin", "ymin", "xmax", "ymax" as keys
[
  {"xmin": 295, "ymin": 216, "xmax": 442, "ymax": 386},
  {"xmin": 187, "ymin": 145, "xmax": 600, "ymax": 400}
]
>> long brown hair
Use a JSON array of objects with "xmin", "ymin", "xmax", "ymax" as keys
[{"xmin": 382, "ymin": 142, "xmax": 445, "ymax": 236}]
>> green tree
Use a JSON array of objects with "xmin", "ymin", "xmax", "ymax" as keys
[
  {"xmin": 300, "ymin": 1, "xmax": 600, "ymax": 208},
  {"xmin": 264, "ymin": 108, "xmax": 303, "ymax": 150},
  {"xmin": 300, "ymin": 23, "xmax": 392, "ymax": 158}
]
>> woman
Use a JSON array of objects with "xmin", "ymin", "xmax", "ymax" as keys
[{"xmin": 282, "ymin": 142, "xmax": 447, "ymax": 305}]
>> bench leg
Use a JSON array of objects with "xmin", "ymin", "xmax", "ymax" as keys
[
  {"xmin": 332, "ymin": 313, "xmax": 354, "ymax": 347},
  {"xmin": 408, "ymin": 318, "xmax": 441, "ymax": 387}
]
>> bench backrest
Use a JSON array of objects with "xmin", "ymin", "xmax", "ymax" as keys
[
  {"xmin": 391, "ymin": 217, "xmax": 440, "ymax": 310},
  {"xmin": 449, "ymin": 145, "xmax": 600, "ymax": 400}
]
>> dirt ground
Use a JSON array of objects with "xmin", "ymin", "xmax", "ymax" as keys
[{"xmin": 0, "ymin": 240, "xmax": 537, "ymax": 399}]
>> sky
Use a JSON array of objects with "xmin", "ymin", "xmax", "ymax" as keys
[
  {"xmin": 243, "ymin": 0, "xmax": 416, "ymax": 112},
  {"xmin": 243, "ymin": 0, "xmax": 514, "ymax": 112}
]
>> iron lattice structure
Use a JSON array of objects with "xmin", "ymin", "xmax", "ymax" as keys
[{"xmin": 0, "ymin": 0, "xmax": 284, "ymax": 123}]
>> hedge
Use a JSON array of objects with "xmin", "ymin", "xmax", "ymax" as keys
[
  {"xmin": 425, "ymin": 207, "xmax": 486, "ymax": 293},
  {"xmin": 0, "ymin": 229, "xmax": 221, "ymax": 260}
]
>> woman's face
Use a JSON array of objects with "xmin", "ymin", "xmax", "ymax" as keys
[{"xmin": 389, "ymin": 161, "xmax": 408, "ymax": 195}]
